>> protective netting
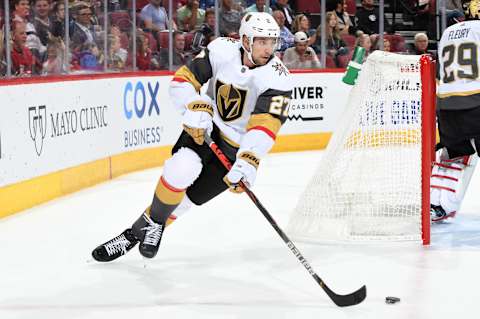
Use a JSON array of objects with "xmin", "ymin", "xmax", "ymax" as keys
[{"xmin": 288, "ymin": 51, "xmax": 425, "ymax": 242}]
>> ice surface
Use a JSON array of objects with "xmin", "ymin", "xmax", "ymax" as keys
[{"xmin": 1, "ymin": 151, "xmax": 479, "ymax": 318}]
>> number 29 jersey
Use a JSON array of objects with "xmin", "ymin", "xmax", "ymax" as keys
[{"xmin": 437, "ymin": 20, "xmax": 480, "ymax": 110}]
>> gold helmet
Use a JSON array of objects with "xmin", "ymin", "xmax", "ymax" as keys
[{"xmin": 463, "ymin": 0, "xmax": 480, "ymax": 19}]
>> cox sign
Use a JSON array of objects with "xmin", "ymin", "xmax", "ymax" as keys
[{"xmin": 123, "ymin": 81, "xmax": 160, "ymax": 119}]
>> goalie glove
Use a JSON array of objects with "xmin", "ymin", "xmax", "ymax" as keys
[
  {"xmin": 182, "ymin": 100, "xmax": 214, "ymax": 145},
  {"xmin": 223, "ymin": 152, "xmax": 260, "ymax": 193}
]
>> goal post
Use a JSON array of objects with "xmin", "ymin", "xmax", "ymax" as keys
[
  {"xmin": 420, "ymin": 54, "xmax": 435, "ymax": 245},
  {"xmin": 288, "ymin": 51, "xmax": 436, "ymax": 245}
]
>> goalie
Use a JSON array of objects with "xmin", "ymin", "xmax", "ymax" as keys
[
  {"xmin": 430, "ymin": 0, "xmax": 480, "ymax": 222},
  {"xmin": 91, "ymin": 12, "xmax": 293, "ymax": 261}
]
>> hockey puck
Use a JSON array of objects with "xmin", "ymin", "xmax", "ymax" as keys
[{"xmin": 385, "ymin": 296, "xmax": 400, "ymax": 304}]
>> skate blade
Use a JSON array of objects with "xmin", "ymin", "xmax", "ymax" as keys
[{"xmin": 432, "ymin": 211, "xmax": 456, "ymax": 223}]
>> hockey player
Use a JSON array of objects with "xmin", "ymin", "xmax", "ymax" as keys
[
  {"xmin": 92, "ymin": 12, "xmax": 293, "ymax": 261},
  {"xmin": 430, "ymin": 0, "xmax": 480, "ymax": 222}
]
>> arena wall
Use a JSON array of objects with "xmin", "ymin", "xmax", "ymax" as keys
[{"xmin": 0, "ymin": 70, "xmax": 350, "ymax": 218}]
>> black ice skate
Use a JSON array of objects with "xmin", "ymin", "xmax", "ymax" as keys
[
  {"xmin": 92, "ymin": 229, "xmax": 139, "ymax": 262},
  {"xmin": 430, "ymin": 204, "xmax": 456, "ymax": 222},
  {"xmin": 134, "ymin": 213, "xmax": 165, "ymax": 259}
]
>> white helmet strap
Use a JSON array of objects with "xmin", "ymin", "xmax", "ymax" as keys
[{"xmin": 246, "ymin": 36, "xmax": 257, "ymax": 66}]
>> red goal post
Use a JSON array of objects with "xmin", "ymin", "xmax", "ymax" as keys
[{"xmin": 420, "ymin": 54, "xmax": 436, "ymax": 245}]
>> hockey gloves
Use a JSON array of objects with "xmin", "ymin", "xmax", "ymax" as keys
[
  {"xmin": 224, "ymin": 151, "xmax": 260, "ymax": 193},
  {"xmin": 182, "ymin": 100, "xmax": 214, "ymax": 145}
]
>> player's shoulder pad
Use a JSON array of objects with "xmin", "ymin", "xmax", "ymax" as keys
[
  {"xmin": 441, "ymin": 22, "xmax": 460, "ymax": 37},
  {"xmin": 256, "ymin": 55, "xmax": 293, "ymax": 93},
  {"xmin": 441, "ymin": 20, "xmax": 476, "ymax": 40},
  {"xmin": 207, "ymin": 37, "xmax": 242, "ymax": 63},
  {"xmin": 466, "ymin": 19, "xmax": 480, "ymax": 32}
]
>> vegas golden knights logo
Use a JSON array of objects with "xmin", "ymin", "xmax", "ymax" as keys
[{"xmin": 215, "ymin": 80, "xmax": 247, "ymax": 122}]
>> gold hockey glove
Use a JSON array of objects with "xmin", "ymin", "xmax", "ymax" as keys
[{"xmin": 182, "ymin": 101, "xmax": 214, "ymax": 145}]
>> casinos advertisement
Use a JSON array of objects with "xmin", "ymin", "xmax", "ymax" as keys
[{"xmin": 280, "ymin": 72, "xmax": 352, "ymax": 134}]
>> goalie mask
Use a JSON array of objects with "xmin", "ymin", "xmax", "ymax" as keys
[
  {"xmin": 239, "ymin": 12, "xmax": 280, "ymax": 65},
  {"xmin": 462, "ymin": 0, "xmax": 480, "ymax": 19}
]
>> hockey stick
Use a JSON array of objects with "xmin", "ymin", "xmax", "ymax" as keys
[{"xmin": 204, "ymin": 134, "xmax": 367, "ymax": 307}]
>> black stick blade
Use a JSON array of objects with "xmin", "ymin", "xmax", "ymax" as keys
[{"xmin": 325, "ymin": 284, "xmax": 367, "ymax": 307}]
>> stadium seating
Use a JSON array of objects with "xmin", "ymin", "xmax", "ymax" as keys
[
  {"xmin": 135, "ymin": 0, "xmax": 150, "ymax": 11},
  {"xmin": 384, "ymin": 34, "xmax": 406, "ymax": 52},
  {"xmin": 157, "ymin": 31, "xmax": 170, "ymax": 49},
  {"xmin": 109, "ymin": 11, "xmax": 132, "ymax": 32},
  {"xmin": 325, "ymin": 54, "xmax": 337, "ymax": 68},
  {"xmin": 144, "ymin": 31, "xmax": 158, "ymax": 52},
  {"xmin": 346, "ymin": 0, "xmax": 357, "ymax": 15},
  {"xmin": 337, "ymin": 51, "xmax": 353, "ymax": 68},
  {"xmin": 296, "ymin": 0, "xmax": 320, "ymax": 13},
  {"xmin": 341, "ymin": 34, "xmax": 356, "ymax": 49}
]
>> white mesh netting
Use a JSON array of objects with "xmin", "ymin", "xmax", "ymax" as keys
[{"xmin": 288, "ymin": 51, "xmax": 426, "ymax": 242}]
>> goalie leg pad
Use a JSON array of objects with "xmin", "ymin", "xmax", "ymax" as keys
[{"xmin": 430, "ymin": 148, "xmax": 478, "ymax": 218}]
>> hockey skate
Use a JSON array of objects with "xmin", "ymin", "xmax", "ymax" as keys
[
  {"xmin": 92, "ymin": 228, "xmax": 139, "ymax": 262},
  {"xmin": 133, "ymin": 213, "xmax": 165, "ymax": 259},
  {"xmin": 430, "ymin": 205, "xmax": 456, "ymax": 222}
]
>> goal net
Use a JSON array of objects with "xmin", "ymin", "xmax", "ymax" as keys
[{"xmin": 288, "ymin": 51, "xmax": 435, "ymax": 244}]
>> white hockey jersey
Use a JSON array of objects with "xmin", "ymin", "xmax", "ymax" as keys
[
  {"xmin": 437, "ymin": 20, "xmax": 480, "ymax": 110},
  {"xmin": 171, "ymin": 37, "xmax": 293, "ymax": 150}
]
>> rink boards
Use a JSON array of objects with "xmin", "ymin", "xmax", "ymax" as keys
[{"xmin": 0, "ymin": 70, "xmax": 350, "ymax": 218}]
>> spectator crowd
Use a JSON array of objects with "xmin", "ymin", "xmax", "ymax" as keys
[{"xmin": 0, "ymin": 0, "xmax": 445, "ymax": 77}]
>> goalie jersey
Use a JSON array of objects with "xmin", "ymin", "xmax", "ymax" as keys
[
  {"xmin": 170, "ymin": 37, "xmax": 293, "ymax": 149},
  {"xmin": 437, "ymin": 20, "xmax": 480, "ymax": 110}
]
